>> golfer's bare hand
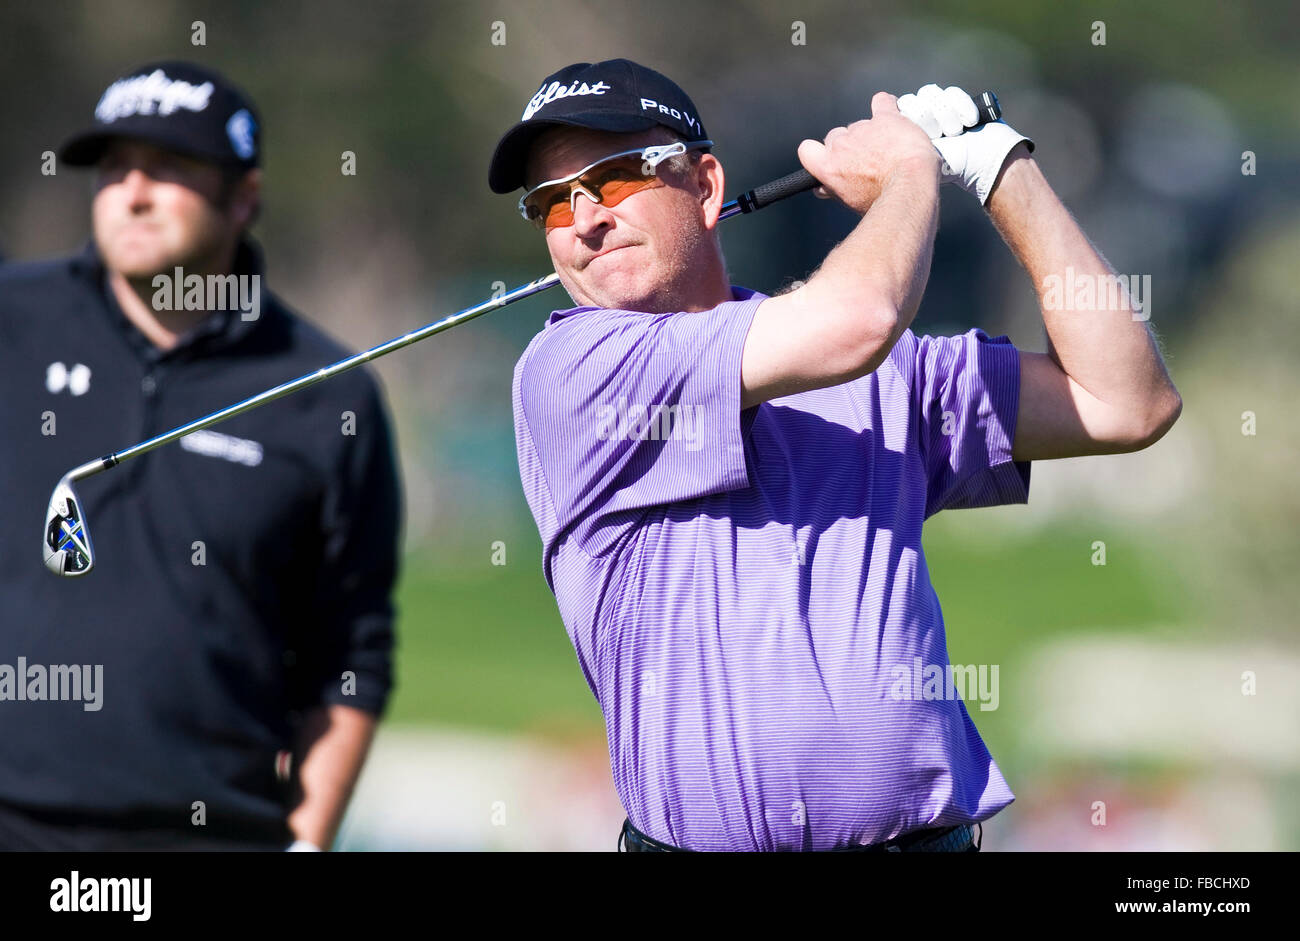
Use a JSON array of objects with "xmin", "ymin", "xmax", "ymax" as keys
[{"xmin": 797, "ymin": 92, "xmax": 940, "ymax": 214}]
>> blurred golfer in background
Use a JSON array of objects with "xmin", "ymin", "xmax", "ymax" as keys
[{"xmin": 0, "ymin": 61, "xmax": 402, "ymax": 850}]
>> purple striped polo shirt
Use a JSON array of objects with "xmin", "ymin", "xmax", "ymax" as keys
[{"xmin": 512, "ymin": 285, "xmax": 1031, "ymax": 850}]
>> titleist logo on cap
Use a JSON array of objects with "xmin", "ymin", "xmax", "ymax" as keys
[
  {"xmin": 95, "ymin": 69, "xmax": 215, "ymax": 123},
  {"xmin": 522, "ymin": 79, "xmax": 612, "ymax": 121}
]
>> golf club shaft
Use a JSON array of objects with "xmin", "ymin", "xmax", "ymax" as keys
[{"xmin": 68, "ymin": 272, "xmax": 563, "ymax": 483}]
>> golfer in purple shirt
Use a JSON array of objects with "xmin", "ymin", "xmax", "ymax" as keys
[{"xmin": 489, "ymin": 60, "xmax": 1181, "ymax": 852}]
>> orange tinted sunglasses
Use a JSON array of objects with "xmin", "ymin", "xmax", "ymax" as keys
[{"xmin": 519, "ymin": 140, "xmax": 713, "ymax": 231}]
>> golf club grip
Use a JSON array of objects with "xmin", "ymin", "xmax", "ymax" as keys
[
  {"xmin": 737, "ymin": 90, "xmax": 1001, "ymax": 213},
  {"xmin": 739, "ymin": 169, "xmax": 820, "ymax": 212}
]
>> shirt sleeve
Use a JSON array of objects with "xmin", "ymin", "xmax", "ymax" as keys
[
  {"xmin": 299, "ymin": 373, "xmax": 403, "ymax": 718},
  {"xmin": 905, "ymin": 328, "xmax": 1031, "ymax": 518},
  {"xmin": 516, "ymin": 296, "xmax": 760, "ymax": 558}
]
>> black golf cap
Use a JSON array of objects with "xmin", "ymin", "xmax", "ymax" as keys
[
  {"xmin": 59, "ymin": 61, "xmax": 261, "ymax": 169},
  {"xmin": 488, "ymin": 58, "xmax": 709, "ymax": 193}
]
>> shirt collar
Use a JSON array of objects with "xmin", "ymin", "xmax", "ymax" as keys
[{"xmin": 546, "ymin": 285, "xmax": 765, "ymax": 325}]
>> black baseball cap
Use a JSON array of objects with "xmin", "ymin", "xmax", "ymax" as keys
[
  {"xmin": 488, "ymin": 58, "xmax": 709, "ymax": 193},
  {"xmin": 59, "ymin": 61, "xmax": 261, "ymax": 170}
]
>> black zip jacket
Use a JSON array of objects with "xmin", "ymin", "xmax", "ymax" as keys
[{"xmin": 0, "ymin": 239, "xmax": 402, "ymax": 845}]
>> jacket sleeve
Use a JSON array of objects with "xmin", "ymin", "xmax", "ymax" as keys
[{"xmin": 299, "ymin": 372, "xmax": 404, "ymax": 718}]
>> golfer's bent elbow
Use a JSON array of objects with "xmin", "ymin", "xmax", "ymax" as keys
[
  {"xmin": 831, "ymin": 302, "xmax": 901, "ymax": 383},
  {"xmin": 1100, "ymin": 388, "xmax": 1184, "ymax": 455},
  {"xmin": 1137, "ymin": 387, "xmax": 1183, "ymax": 449}
]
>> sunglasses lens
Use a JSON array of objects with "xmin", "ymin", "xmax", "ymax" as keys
[
  {"xmin": 596, "ymin": 174, "xmax": 659, "ymax": 208},
  {"xmin": 527, "ymin": 194, "xmax": 570, "ymax": 230},
  {"xmin": 544, "ymin": 193, "xmax": 577, "ymax": 229},
  {"xmin": 525, "ymin": 157, "xmax": 666, "ymax": 231}
]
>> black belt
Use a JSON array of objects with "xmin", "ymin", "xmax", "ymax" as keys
[{"xmin": 619, "ymin": 818, "xmax": 981, "ymax": 852}]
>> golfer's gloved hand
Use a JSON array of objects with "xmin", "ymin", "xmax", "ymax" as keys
[
  {"xmin": 286, "ymin": 839, "xmax": 322, "ymax": 851},
  {"xmin": 896, "ymin": 84, "xmax": 1034, "ymax": 205}
]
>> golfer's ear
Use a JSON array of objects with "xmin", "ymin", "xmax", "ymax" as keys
[
  {"xmin": 229, "ymin": 169, "xmax": 262, "ymax": 230},
  {"xmin": 698, "ymin": 155, "xmax": 725, "ymax": 228}
]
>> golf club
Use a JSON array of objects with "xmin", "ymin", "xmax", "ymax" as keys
[{"xmin": 43, "ymin": 90, "xmax": 1003, "ymax": 576}]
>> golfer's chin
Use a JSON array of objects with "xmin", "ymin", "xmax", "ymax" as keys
[
  {"xmin": 99, "ymin": 243, "xmax": 185, "ymax": 281},
  {"xmin": 585, "ymin": 286, "xmax": 660, "ymax": 314},
  {"xmin": 574, "ymin": 263, "xmax": 675, "ymax": 313}
]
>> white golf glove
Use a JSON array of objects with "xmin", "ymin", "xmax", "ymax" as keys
[{"xmin": 896, "ymin": 84, "xmax": 1034, "ymax": 205}]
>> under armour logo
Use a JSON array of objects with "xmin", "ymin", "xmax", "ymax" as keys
[{"xmin": 47, "ymin": 362, "xmax": 91, "ymax": 396}]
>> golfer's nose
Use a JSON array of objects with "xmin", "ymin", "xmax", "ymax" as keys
[
  {"xmin": 120, "ymin": 168, "xmax": 155, "ymax": 211},
  {"xmin": 570, "ymin": 185, "xmax": 613, "ymax": 237}
]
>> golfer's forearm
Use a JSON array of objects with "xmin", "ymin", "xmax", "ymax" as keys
[
  {"xmin": 287, "ymin": 704, "xmax": 377, "ymax": 849},
  {"xmin": 988, "ymin": 147, "xmax": 1180, "ymax": 428},
  {"xmin": 807, "ymin": 158, "xmax": 940, "ymax": 347}
]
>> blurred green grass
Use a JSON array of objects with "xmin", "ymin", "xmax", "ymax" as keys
[
  {"xmin": 385, "ymin": 539, "xmax": 603, "ymax": 735},
  {"xmin": 921, "ymin": 514, "xmax": 1193, "ymax": 780},
  {"xmin": 924, "ymin": 515, "xmax": 1191, "ymax": 663},
  {"xmin": 385, "ymin": 517, "xmax": 1193, "ymax": 746}
]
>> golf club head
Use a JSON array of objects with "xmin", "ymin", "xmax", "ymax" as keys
[{"xmin": 44, "ymin": 476, "xmax": 94, "ymax": 576}]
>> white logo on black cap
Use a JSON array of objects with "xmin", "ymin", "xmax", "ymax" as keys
[
  {"xmin": 522, "ymin": 80, "xmax": 612, "ymax": 121},
  {"xmin": 94, "ymin": 69, "xmax": 215, "ymax": 123},
  {"xmin": 226, "ymin": 108, "xmax": 257, "ymax": 160},
  {"xmin": 638, "ymin": 98, "xmax": 701, "ymax": 135}
]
